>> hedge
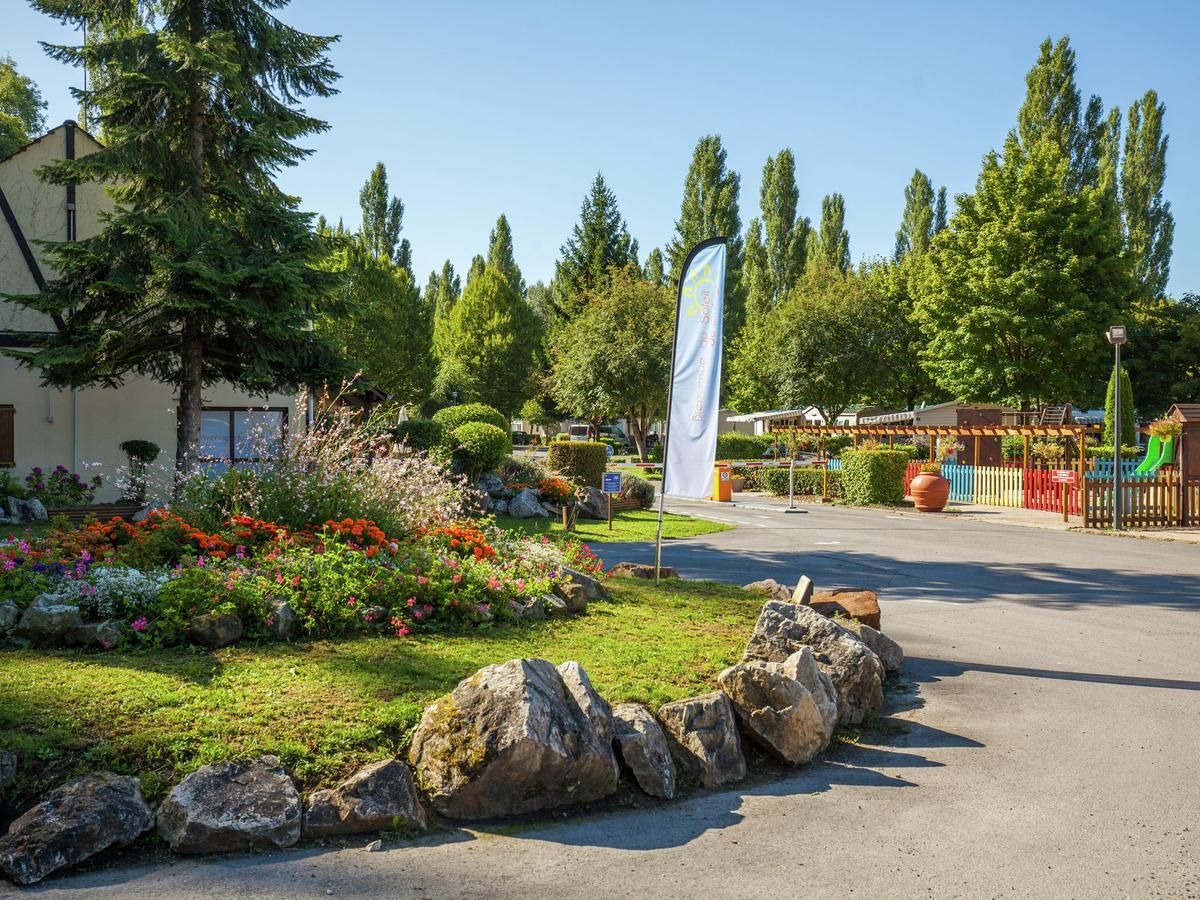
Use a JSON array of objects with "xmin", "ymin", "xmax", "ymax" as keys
[
  {"xmin": 432, "ymin": 403, "xmax": 507, "ymax": 435},
  {"xmin": 762, "ymin": 466, "xmax": 843, "ymax": 498},
  {"xmin": 392, "ymin": 418, "xmax": 444, "ymax": 452},
  {"xmin": 715, "ymin": 433, "xmax": 774, "ymax": 461},
  {"xmin": 619, "ymin": 473, "xmax": 656, "ymax": 508},
  {"xmin": 548, "ymin": 441, "xmax": 607, "ymax": 488},
  {"xmin": 451, "ymin": 422, "xmax": 512, "ymax": 478},
  {"xmin": 840, "ymin": 449, "xmax": 909, "ymax": 505}
]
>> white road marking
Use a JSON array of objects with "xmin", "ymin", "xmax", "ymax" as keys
[{"xmin": 814, "ymin": 540, "xmax": 841, "ymax": 545}]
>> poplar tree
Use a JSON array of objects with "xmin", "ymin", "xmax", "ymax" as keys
[
  {"xmin": 553, "ymin": 172, "xmax": 638, "ymax": 319},
  {"xmin": 358, "ymin": 161, "xmax": 405, "ymax": 264},
  {"xmin": 426, "ymin": 259, "xmax": 461, "ymax": 356},
  {"xmin": 1122, "ymin": 90, "xmax": 1174, "ymax": 301},
  {"xmin": 10, "ymin": 0, "xmax": 346, "ymax": 481},
  {"xmin": 486, "ymin": 213, "xmax": 524, "ymax": 296},
  {"xmin": 0, "ymin": 56, "xmax": 46, "ymax": 157},
  {"xmin": 667, "ymin": 135, "xmax": 745, "ymax": 337},
  {"xmin": 894, "ymin": 169, "xmax": 936, "ymax": 259},
  {"xmin": 933, "ymin": 187, "xmax": 948, "ymax": 235},
  {"xmin": 742, "ymin": 148, "xmax": 809, "ymax": 318},
  {"xmin": 642, "ymin": 247, "xmax": 667, "ymax": 287},
  {"xmin": 466, "ymin": 254, "xmax": 486, "ymax": 285},
  {"xmin": 811, "ymin": 193, "xmax": 850, "ymax": 272}
]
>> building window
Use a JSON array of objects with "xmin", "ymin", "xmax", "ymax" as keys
[
  {"xmin": 199, "ymin": 407, "xmax": 287, "ymax": 473},
  {"xmin": 0, "ymin": 405, "xmax": 13, "ymax": 468}
]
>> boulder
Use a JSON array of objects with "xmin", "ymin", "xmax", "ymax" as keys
[
  {"xmin": 807, "ymin": 589, "xmax": 881, "ymax": 630},
  {"xmin": 719, "ymin": 662, "xmax": 829, "ymax": 765},
  {"xmin": 189, "ymin": 611, "xmax": 243, "ymax": 649},
  {"xmin": 13, "ymin": 595, "xmax": 82, "ymax": 647},
  {"xmin": 304, "ymin": 760, "xmax": 426, "ymax": 838},
  {"xmin": 742, "ymin": 579, "xmax": 792, "ymax": 603},
  {"xmin": 493, "ymin": 499, "xmax": 508, "ymax": 516},
  {"xmin": 5, "ymin": 498, "xmax": 48, "ymax": 524},
  {"xmin": 0, "ymin": 600, "xmax": 21, "ymax": 636},
  {"xmin": 157, "ymin": 756, "xmax": 301, "ymax": 854},
  {"xmin": 612, "ymin": 703, "xmax": 675, "ymax": 799},
  {"xmin": 0, "ymin": 773, "xmax": 153, "ymax": 885},
  {"xmin": 509, "ymin": 595, "xmax": 546, "ymax": 623},
  {"xmin": 560, "ymin": 568, "xmax": 610, "ymax": 602},
  {"xmin": 508, "ymin": 488, "xmax": 549, "ymax": 519},
  {"xmin": 475, "ymin": 475, "xmax": 505, "ymax": 498},
  {"xmin": 841, "ymin": 620, "xmax": 903, "ymax": 673},
  {"xmin": 542, "ymin": 595, "xmax": 571, "ymax": 617},
  {"xmin": 655, "ymin": 692, "xmax": 746, "ymax": 788},
  {"xmin": 64, "ymin": 620, "xmax": 123, "ymax": 649},
  {"xmin": 408, "ymin": 658, "xmax": 618, "ymax": 820},
  {"xmin": 742, "ymin": 601, "xmax": 884, "ymax": 726},
  {"xmin": 769, "ymin": 647, "xmax": 839, "ymax": 741},
  {"xmin": 541, "ymin": 501, "xmax": 560, "ymax": 515},
  {"xmin": 609, "ymin": 562, "xmax": 678, "ymax": 580},
  {"xmin": 267, "ymin": 599, "xmax": 298, "ymax": 641},
  {"xmin": 575, "ymin": 486, "xmax": 608, "ymax": 520},
  {"xmin": 792, "ymin": 575, "xmax": 815, "ymax": 604}
]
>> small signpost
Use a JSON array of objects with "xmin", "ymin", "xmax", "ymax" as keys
[
  {"xmin": 1052, "ymin": 469, "xmax": 1077, "ymax": 522},
  {"xmin": 602, "ymin": 472, "xmax": 622, "ymax": 531}
]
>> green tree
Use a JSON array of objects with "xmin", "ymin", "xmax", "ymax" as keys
[
  {"xmin": 318, "ymin": 245, "xmax": 433, "ymax": 406},
  {"xmin": 1103, "ymin": 367, "xmax": 1136, "ymax": 448},
  {"xmin": 466, "ymin": 254, "xmax": 486, "ymax": 286},
  {"xmin": 553, "ymin": 172, "xmax": 638, "ymax": 319},
  {"xmin": 551, "ymin": 266, "xmax": 673, "ymax": 459},
  {"xmin": 811, "ymin": 193, "xmax": 850, "ymax": 272},
  {"xmin": 667, "ymin": 135, "xmax": 745, "ymax": 338},
  {"xmin": 725, "ymin": 311, "xmax": 780, "ymax": 413},
  {"xmin": 1122, "ymin": 90, "xmax": 1174, "ymax": 302},
  {"xmin": 358, "ymin": 161, "xmax": 405, "ymax": 264},
  {"xmin": 912, "ymin": 136, "xmax": 1133, "ymax": 409},
  {"xmin": 894, "ymin": 169, "xmax": 937, "ymax": 259},
  {"xmin": 870, "ymin": 256, "xmax": 944, "ymax": 411},
  {"xmin": 9, "ymin": 0, "xmax": 346, "ymax": 481},
  {"xmin": 525, "ymin": 280, "xmax": 555, "ymax": 330},
  {"xmin": 1126, "ymin": 293, "xmax": 1200, "ymax": 416},
  {"xmin": 933, "ymin": 187, "xmax": 948, "ymax": 235},
  {"xmin": 743, "ymin": 149, "xmax": 809, "ymax": 320},
  {"xmin": 486, "ymin": 213, "xmax": 524, "ymax": 296},
  {"xmin": 0, "ymin": 55, "xmax": 46, "ymax": 157},
  {"xmin": 741, "ymin": 220, "xmax": 773, "ymax": 322},
  {"xmin": 439, "ymin": 266, "xmax": 538, "ymax": 416},
  {"xmin": 642, "ymin": 247, "xmax": 667, "ymax": 287}
]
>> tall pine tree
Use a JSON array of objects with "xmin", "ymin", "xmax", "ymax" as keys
[
  {"xmin": 553, "ymin": 172, "xmax": 638, "ymax": 319},
  {"xmin": 486, "ymin": 213, "xmax": 524, "ymax": 296},
  {"xmin": 1122, "ymin": 90, "xmax": 1173, "ymax": 302},
  {"xmin": 642, "ymin": 247, "xmax": 667, "ymax": 287},
  {"xmin": 10, "ymin": 0, "xmax": 345, "ymax": 481},
  {"xmin": 358, "ymin": 161, "xmax": 405, "ymax": 264},
  {"xmin": 466, "ymin": 254, "xmax": 486, "ymax": 285},
  {"xmin": 667, "ymin": 135, "xmax": 745, "ymax": 337},
  {"xmin": 426, "ymin": 259, "xmax": 461, "ymax": 357}
]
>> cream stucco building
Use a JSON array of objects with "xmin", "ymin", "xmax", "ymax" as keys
[{"xmin": 1, "ymin": 122, "xmax": 302, "ymax": 501}]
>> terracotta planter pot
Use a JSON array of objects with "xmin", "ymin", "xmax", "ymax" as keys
[
  {"xmin": 910, "ymin": 473, "xmax": 950, "ymax": 512},
  {"xmin": 730, "ymin": 477, "xmax": 745, "ymax": 493}
]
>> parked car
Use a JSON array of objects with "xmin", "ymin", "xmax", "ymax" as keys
[{"xmin": 567, "ymin": 424, "xmax": 591, "ymax": 441}]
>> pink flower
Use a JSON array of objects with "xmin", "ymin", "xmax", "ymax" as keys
[
  {"xmin": 407, "ymin": 596, "xmax": 416, "ymax": 607},
  {"xmin": 487, "ymin": 577, "xmax": 500, "ymax": 590},
  {"xmin": 452, "ymin": 573, "xmax": 462, "ymax": 584},
  {"xmin": 417, "ymin": 575, "xmax": 428, "ymax": 585},
  {"xmin": 131, "ymin": 616, "xmax": 149, "ymax": 633},
  {"xmin": 347, "ymin": 596, "xmax": 357, "ymax": 607}
]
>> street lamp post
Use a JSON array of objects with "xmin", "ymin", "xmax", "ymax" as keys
[{"xmin": 1107, "ymin": 325, "xmax": 1127, "ymax": 531}]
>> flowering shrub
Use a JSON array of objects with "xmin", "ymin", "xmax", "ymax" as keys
[
  {"xmin": 0, "ymin": 534, "xmax": 54, "ymax": 605},
  {"xmin": 53, "ymin": 565, "xmax": 168, "ymax": 620},
  {"xmin": 538, "ymin": 477, "xmax": 575, "ymax": 505},
  {"xmin": 24, "ymin": 465, "xmax": 103, "ymax": 506}
]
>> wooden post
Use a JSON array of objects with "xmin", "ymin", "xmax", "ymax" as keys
[
  {"xmin": 1061, "ymin": 482, "xmax": 1068, "ymax": 523},
  {"xmin": 973, "ymin": 434, "xmax": 979, "ymax": 469},
  {"xmin": 1023, "ymin": 435, "xmax": 1030, "ymax": 470}
]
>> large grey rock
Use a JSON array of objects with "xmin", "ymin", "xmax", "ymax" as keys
[
  {"xmin": 841, "ymin": 620, "xmax": 904, "ymax": 673},
  {"xmin": 13, "ymin": 595, "xmax": 81, "ymax": 647},
  {"xmin": 609, "ymin": 562, "xmax": 677, "ymax": 580},
  {"xmin": 267, "ymin": 599, "xmax": 297, "ymax": 641},
  {"xmin": 656, "ymin": 692, "xmax": 746, "ymax": 788},
  {"xmin": 509, "ymin": 594, "xmax": 547, "ymax": 623},
  {"xmin": 508, "ymin": 488, "xmax": 549, "ymax": 519},
  {"xmin": 64, "ymin": 620, "xmax": 122, "ymax": 649},
  {"xmin": 719, "ymin": 662, "xmax": 829, "ymax": 765},
  {"xmin": 0, "ymin": 600, "xmax": 20, "ymax": 635},
  {"xmin": 304, "ymin": 760, "xmax": 426, "ymax": 837},
  {"xmin": 5, "ymin": 498, "xmax": 48, "ymax": 523},
  {"xmin": 743, "ymin": 600, "xmax": 884, "ymax": 726},
  {"xmin": 743, "ymin": 579, "xmax": 792, "ymax": 603},
  {"xmin": 0, "ymin": 773, "xmax": 153, "ymax": 885},
  {"xmin": 493, "ymin": 499, "xmax": 508, "ymax": 516},
  {"xmin": 408, "ymin": 658, "xmax": 618, "ymax": 820},
  {"xmin": 561, "ymin": 568, "xmax": 609, "ymax": 601},
  {"xmin": 612, "ymin": 703, "xmax": 675, "ymax": 799},
  {"xmin": 157, "ymin": 756, "xmax": 301, "ymax": 854},
  {"xmin": 189, "ymin": 611, "xmax": 243, "ymax": 649},
  {"xmin": 769, "ymin": 648, "xmax": 839, "ymax": 740},
  {"xmin": 476, "ymin": 475, "xmax": 506, "ymax": 498},
  {"xmin": 575, "ymin": 486, "xmax": 608, "ymax": 520}
]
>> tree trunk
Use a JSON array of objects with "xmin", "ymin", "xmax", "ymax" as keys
[
  {"xmin": 628, "ymin": 407, "xmax": 652, "ymax": 463},
  {"xmin": 174, "ymin": 319, "xmax": 204, "ymax": 495}
]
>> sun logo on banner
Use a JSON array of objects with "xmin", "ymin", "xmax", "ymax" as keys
[{"xmin": 682, "ymin": 263, "xmax": 716, "ymax": 317}]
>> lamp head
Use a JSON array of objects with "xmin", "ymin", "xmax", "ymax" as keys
[{"xmin": 1106, "ymin": 325, "xmax": 1127, "ymax": 346}]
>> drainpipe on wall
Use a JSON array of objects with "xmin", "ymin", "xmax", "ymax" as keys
[{"xmin": 66, "ymin": 120, "xmax": 78, "ymax": 471}]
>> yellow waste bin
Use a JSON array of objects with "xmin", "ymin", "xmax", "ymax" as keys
[{"xmin": 712, "ymin": 463, "xmax": 733, "ymax": 502}]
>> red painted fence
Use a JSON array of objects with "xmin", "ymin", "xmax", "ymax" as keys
[{"xmin": 1024, "ymin": 468, "xmax": 1080, "ymax": 514}]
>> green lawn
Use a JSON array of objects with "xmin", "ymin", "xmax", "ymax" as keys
[
  {"xmin": 0, "ymin": 580, "xmax": 762, "ymax": 808},
  {"xmin": 612, "ymin": 463, "xmax": 662, "ymax": 481},
  {"xmin": 494, "ymin": 508, "xmax": 727, "ymax": 542}
]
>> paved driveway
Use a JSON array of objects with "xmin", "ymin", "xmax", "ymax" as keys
[{"xmin": 23, "ymin": 502, "xmax": 1200, "ymax": 898}]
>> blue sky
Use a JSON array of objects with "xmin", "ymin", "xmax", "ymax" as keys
[{"xmin": 5, "ymin": 0, "xmax": 1198, "ymax": 295}]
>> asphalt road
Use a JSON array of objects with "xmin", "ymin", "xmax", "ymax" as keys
[{"xmin": 20, "ymin": 502, "xmax": 1200, "ymax": 899}]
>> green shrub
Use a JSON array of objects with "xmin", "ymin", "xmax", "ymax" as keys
[
  {"xmin": 619, "ymin": 473, "xmax": 656, "ymax": 508},
  {"xmin": 450, "ymin": 422, "xmax": 512, "ymax": 478},
  {"xmin": 715, "ymin": 433, "xmax": 774, "ymax": 461},
  {"xmin": 825, "ymin": 435, "xmax": 854, "ymax": 458},
  {"xmin": 1086, "ymin": 444, "xmax": 1142, "ymax": 460},
  {"xmin": 840, "ymin": 450, "xmax": 909, "ymax": 505},
  {"xmin": 762, "ymin": 466, "xmax": 842, "ymax": 497},
  {"xmin": 392, "ymin": 418, "xmax": 444, "ymax": 452},
  {"xmin": 499, "ymin": 454, "xmax": 547, "ymax": 484},
  {"xmin": 433, "ymin": 403, "xmax": 507, "ymax": 435},
  {"xmin": 547, "ymin": 441, "xmax": 607, "ymax": 488}
]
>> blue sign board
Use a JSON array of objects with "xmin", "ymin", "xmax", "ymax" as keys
[{"xmin": 602, "ymin": 472, "xmax": 622, "ymax": 494}]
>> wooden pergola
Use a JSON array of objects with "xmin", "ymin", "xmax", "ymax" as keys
[{"xmin": 769, "ymin": 422, "xmax": 1103, "ymax": 471}]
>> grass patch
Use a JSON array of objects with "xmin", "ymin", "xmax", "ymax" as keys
[
  {"xmin": 494, "ymin": 509, "xmax": 727, "ymax": 543},
  {"xmin": 0, "ymin": 579, "xmax": 760, "ymax": 807}
]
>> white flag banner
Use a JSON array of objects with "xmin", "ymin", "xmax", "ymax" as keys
[{"xmin": 663, "ymin": 237, "xmax": 727, "ymax": 498}]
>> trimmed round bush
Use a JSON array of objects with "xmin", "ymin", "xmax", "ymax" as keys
[
  {"xmin": 715, "ymin": 433, "xmax": 774, "ymax": 461},
  {"xmin": 762, "ymin": 466, "xmax": 842, "ymax": 498},
  {"xmin": 392, "ymin": 418, "xmax": 444, "ymax": 452},
  {"xmin": 619, "ymin": 473, "xmax": 656, "ymax": 508},
  {"xmin": 840, "ymin": 449, "xmax": 909, "ymax": 505},
  {"xmin": 433, "ymin": 403, "xmax": 508, "ymax": 435},
  {"xmin": 547, "ymin": 441, "xmax": 607, "ymax": 488},
  {"xmin": 451, "ymin": 422, "xmax": 512, "ymax": 478}
]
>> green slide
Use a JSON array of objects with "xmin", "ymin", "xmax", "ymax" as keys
[{"xmin": 1133, "ymin": 435, "xmax": 1174, "ymax": 475}]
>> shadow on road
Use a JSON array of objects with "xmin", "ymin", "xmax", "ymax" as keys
[{"xmin": 909, "ymin": 656, "xmax": 1200, "ymax": 692}]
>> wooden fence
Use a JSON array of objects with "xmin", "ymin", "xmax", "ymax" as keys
[
  {"xmin": 1024, "ymin": 468, "xmax": 1080, "ymax": 515},
  {"xmin": 1081, "ymin": 471, "xmax": 1179, "ymax": 528}
]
